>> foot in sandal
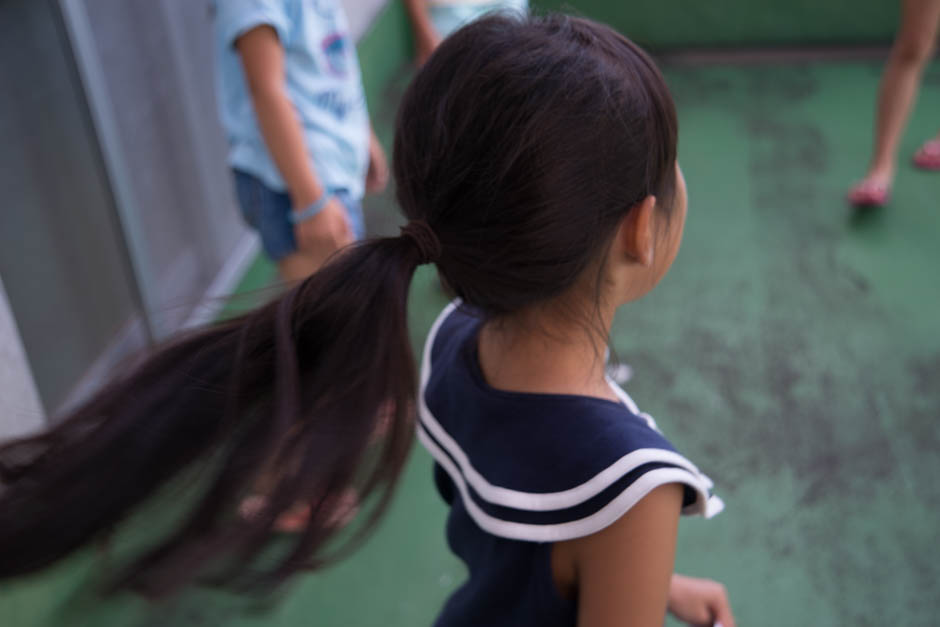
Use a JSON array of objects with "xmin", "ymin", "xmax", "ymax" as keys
[
  {"xmin": 847, "ymin": 176, "xmax": 891, "ymax": 208},
  {"xmin": 913, "ymin": 138, "xmax": 940, "ymax": 171}
]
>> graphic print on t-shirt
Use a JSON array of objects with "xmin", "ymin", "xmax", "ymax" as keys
[{"xmin": 321, "ymin": 32, "xmax": 349, "ymax": 77}]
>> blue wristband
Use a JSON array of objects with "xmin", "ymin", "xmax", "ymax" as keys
[{"xmin": 289, "ymin": 193, "xmax": 332, "ymax": 224}]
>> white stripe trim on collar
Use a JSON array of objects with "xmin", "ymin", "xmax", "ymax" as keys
[
  {"xmin": 419, "ymin": 427, "xmax": 722, "ymax": 542},
  {"xmin": 418, "ymin": 302, "xmax": 720, "ymax": 513}
]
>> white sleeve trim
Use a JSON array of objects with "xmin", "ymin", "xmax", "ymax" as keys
[
  {"xmin": 218, "ymin": 3, "xmax": 292, "ymax": 49},
  {"xmin": 419, "ymin": 427, "xmax": 721, "ymax": 542}
]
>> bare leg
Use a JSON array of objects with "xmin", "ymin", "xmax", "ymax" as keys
[
  {"xmin": 913, "ymin": 128, "xmax": 940, "ymax": 169},
  {"xmin": 239, "ymin": 422, "xmax": 361, "ymax": 533},
  {"xmin": 853, "ymin": 0, "xmax": 940, "ymax": 194},
  {"xmin": 239, "ymin": 488, "xmax": 359, "ymax": 532}
]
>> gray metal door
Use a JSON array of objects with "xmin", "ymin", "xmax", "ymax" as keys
[
  {"xmin": 0, "ymin": 0, "xmax": 144, "ymax": 414},
  {"xmin": 0, "ymin": 0, "xmax": 249, "ymax": 416},
  {"xmin": 61, "ymin": 0, "xmax": 246, "ymax": 338}
]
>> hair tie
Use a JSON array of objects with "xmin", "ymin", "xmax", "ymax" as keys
[{"xmin": 399, "ymin": 220, "xmax": 442, "ymax": 265}]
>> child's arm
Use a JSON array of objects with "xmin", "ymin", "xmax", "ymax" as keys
[
  {"xmin": 402, "ymin": 0, "xmax": 441, "ymax": 65},
  {"xmin": 366, "ymin": 128, "xmax": 389, "ymax": 193},
  {"xmin": 668, "ymin": 573, "xmax": 735, "ymax": 627},
  {"xmin": 236, "ymin": 25, "xmax": 353, "ymax": 252},
  {"xmin": 564, "ymin": 484, "xmax": 683, "ymax": 627}
]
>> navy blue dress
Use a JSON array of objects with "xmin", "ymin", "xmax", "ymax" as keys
[{"xmin": 418, "ymin": 302, "xmax": 724, "ymax": 626}]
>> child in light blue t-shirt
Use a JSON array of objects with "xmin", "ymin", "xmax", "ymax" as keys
[
  {"xmin": 215, "ymin": 0, "xmax": 388, "ymax": 281},
  {"xmin": 404, "ymin": 0, "xmax": 528, "ymax": 64}
]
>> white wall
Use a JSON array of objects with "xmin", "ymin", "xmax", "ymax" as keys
[
  {"xmin": 0, "ymin": 275, "xmax": 44, "ymax": 440},
  {"xmin": 344, "ymin": 0, "xmax": 390, "ymax": 41}
]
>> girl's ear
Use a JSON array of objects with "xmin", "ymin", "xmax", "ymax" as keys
[{"xmin": 617, "ymin": 195, "xmax": 657, "ymax": 267}]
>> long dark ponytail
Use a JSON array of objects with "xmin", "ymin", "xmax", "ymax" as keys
[
  {"xmin": 0, "ymin": 235, "xmax": 428, "ymax": 597},
  {"xmin": 0, "ymin": 10, "xmax": 679, "ymax": 600}
]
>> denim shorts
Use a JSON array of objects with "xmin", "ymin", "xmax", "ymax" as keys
[{"xmin": 232, "ymin": 169, "xmax": 365, "ymax": 261}]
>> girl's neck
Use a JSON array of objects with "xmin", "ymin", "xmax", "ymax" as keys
[{"xmin": 476, "ymin": 305, "xmax": 619, "ymax": 403}]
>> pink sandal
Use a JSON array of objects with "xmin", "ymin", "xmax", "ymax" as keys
[
  {"xmin": 913, "ymin": 139, "xmax": 940, "ymax": 171},
  {"xmin": 847, "ymin": 179, "xmax": 891, "ymax": 208}
]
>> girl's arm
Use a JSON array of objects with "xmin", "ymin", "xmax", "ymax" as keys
[
  {"xmin": 564, "ymin": 484, "xmax": 683, "ymax": 627},
  {"xmin": 236, "ymin": 25, "xmax": 323, "ymax": 211},
  {"xmin": 366, "ymin": 128, "xmax": 389, "ymax": 193},
  {"xmin": 402, "ymin": 0, "xmax": 441, "ymax": 65},
  {"xmin": 668, "ymin": 573, "xmax": 735, "ymax": 627},
  {"xmin": 560, "ymin": 483, "xmax": 737, "ymax": 627},
  {"xmin": 236, "ymin": 25, "xmax": 352, "ymax": 251}
]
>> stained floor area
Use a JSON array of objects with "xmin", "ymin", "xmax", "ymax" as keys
[{"xmin": 3, "ymin": 59, "xmax": 939, "ymax": 626}]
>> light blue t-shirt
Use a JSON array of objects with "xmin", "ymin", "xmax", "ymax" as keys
[
  {"xmin": 429, "ymin": 0, "xmax": 528, "ymax": 38},
  {"xmin": 214, "ymin": 0, "xmax": 370, "ymax": 201}
]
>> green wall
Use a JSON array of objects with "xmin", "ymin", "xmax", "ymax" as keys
[{"xmin": 533, "ymin": 1, "xmax": 901, "ymax": 50}]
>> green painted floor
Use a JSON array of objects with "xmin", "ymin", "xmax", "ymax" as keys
[{"xmin": 4, "ymin": 58, "xmax": 939, "ymax": 626}]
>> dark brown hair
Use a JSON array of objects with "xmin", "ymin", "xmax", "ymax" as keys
[
  {"xmin": 395, "ymin": 13, "xmax": 677, "ymax": 316},
  {"xmin": 0, "ymin": 13, "xmax": 677, "ymax": 597}
]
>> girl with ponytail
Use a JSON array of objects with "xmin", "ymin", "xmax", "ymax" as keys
[{"xmin": 1, "ymin": 12, "xmax": 735, "ymax": 626}]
